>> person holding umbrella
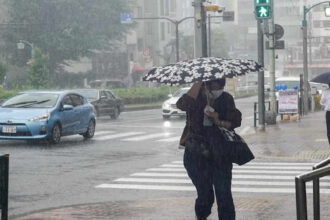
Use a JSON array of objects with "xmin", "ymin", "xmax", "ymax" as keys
[
  {"xmin": 143, "ymin": 57, "xmax": 260, "ymax": 219},
  {"xmin": 320, "ymin": 84, "xmax": 330, "ymax": 145}
]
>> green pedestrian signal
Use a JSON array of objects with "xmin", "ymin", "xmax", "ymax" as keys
[
  {"xmin": 254, "ymin": 0, "xmax": 272, "ymax": 20},
  {"xmin": 256, "ymin": 6, "xmax": 270, "ymax": 18}
]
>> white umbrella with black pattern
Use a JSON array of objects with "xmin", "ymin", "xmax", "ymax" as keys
[{"xmin": 143, "ymin": 57, "xmax": 263, "ymax": 85}]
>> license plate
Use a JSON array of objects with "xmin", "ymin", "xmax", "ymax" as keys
[{"xmin": 2, "ymin": 126, "xmax": 17, "ymax": 134}]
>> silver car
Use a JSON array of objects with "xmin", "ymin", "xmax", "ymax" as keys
[{"xmin": 162, "ymin": 87, "xmax": 190, "ymax": 119}]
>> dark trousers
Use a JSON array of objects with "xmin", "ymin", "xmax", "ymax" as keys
[
  {"xmin": 183, "ymin": 149, "xmax": 235, "ymax": 220},
  {"xmin": 326, "ymin": 111, "xmax": 330, "ymax": 145}
]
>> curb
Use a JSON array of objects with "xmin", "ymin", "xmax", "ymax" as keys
[{"xmin": 122, "ymin": 105, "xmax": 161, "ymax": 112}]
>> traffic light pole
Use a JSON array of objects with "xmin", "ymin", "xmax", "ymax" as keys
[
  {"xmin": 201, "ymin": 0, "xmax": 208, "ymax": 57},
  {"xmin": 257, "ymin": 20, "xmax": 265, "ymax": 131},
  {"xmin": 268, "ymin": 4, "xmax": 277, "ymax": 114}
]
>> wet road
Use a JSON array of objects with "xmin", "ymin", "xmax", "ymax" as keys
[{"xmin": 1, "ymin": 96, "xmax": 258, "ymax": 216}]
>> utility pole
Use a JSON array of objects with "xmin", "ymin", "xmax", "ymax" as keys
[
  {"xmin": 268, "ymin": 0, "xmax": 276, "ymax": 114},
  {"xmin": 201, "ymin": 0, "xmax": 208, "ymax": 57},
  {"xmin": 257, "ymin": 20, "xmax": 265, "ymax": 131},
  {"xmin": 302, "ymin": 6, "xmax": 309, "ymax": 115},
  {"xmin": 193, "ymin": 0, "xmax": 202, "ymax": 58},
  {"xmin": 208, "ymin": 14, "xmax": 211, "ymax": 56}
]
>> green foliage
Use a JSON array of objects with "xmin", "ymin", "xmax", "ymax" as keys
[
  {"xmin": 0, "ymin": 90, "xmax": 19, "ymax": 100},
  {"xmin": 28, "ymin": 47, "xmax": 50, "ymax": 89},
  {"xmin": 3, "ymin": 0, "xmax": 132, "ymax": 71},
  {"xmin": 0, "ymin": 61, "xmax": 8, "ymax": 84}
]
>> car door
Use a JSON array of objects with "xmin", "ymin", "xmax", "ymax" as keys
[
  {"xmin": 105, "ymin": 90, "xmax": 117, "ymax": 114},
  {"xmin": 60, "ymin": 95, "xmax": 75, "ymax": 135},
  {"xmin": 70, "ymin": 94, "xmax": 86, "ymax": 133},
  {"xmin": 98, "ymin": 90, "xmax": 109, "ymax": 116}
]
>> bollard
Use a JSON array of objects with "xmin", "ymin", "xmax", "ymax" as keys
[{"xmin": 0, "ymin": 154, "xmax": 9, "ymax": 220}]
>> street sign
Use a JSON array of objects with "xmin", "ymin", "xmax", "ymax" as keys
[
  {"xmin": 120, "ymin": 13, "xmax": 133, "ymax": 24},
  {"xmin": 266, "ymin": 40, "xmax": 285, "ymax": 50},
  {"xmin": 223, "ymin": 11, "xmax": 235, "ymax": 22},
  {"xmin": 265, "ymin": 24, "xmax": 284, "ymax": 40},
  {"xmin": 204, "ymin": 5, "xmax": 221, "ymax": 12}
]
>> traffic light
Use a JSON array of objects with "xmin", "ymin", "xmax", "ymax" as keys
[{"xmin": 254, "ymin": 0, "xmax": 272, "ymax": 19}]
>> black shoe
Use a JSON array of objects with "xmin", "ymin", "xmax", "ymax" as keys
[{"xmin": 196, "ymin": 217, "xmax": 207, "ymax": 220}]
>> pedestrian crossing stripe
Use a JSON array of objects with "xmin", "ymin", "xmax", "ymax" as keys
[
  {"xmin": 95, "ymin": 160, "xmax": 330, "ymax": 194},
  {"xmin": 94, "ymin": 132, "xmax": 145, "ymax": 141},
  {"xmin": 94, "ymin": 131, "xmax": 116, "ymax": 136},
  {"xmin": 122, "ymin": 133, "xmax": 172, "ymax": 141}
]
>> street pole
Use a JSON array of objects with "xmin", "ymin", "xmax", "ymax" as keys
[
  {"xmin": 268, "ymin": 1, "xmax": 276, "ymax": 115},
  {"xmin": 257, "ymin": 20, "xmax": 265, "ymax": 131},
  {"xmin": 194, "ymin": 0, "xmax": 202, "ymax": 58},
  {"xmin": 201, "ymin": 0, "xmax": 208, "ymax": 57},
  {"xmin": 208, "ymin": 14, "xmax": 211, "ymax": 56},
  {"xmin": 302, "ymin": 7, "xmax": 309, "ymax": 115},
  {"xmin": 175, "ymin": 22, "xmax": 179, "ymax": 62}
]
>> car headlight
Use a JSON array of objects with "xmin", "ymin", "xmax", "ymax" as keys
[
  {"xmin": 30, "ymin": 113, "xmax": 50, "ymax": 122},
  {"xmin": 162, "ymin": 102, "xmax": 171, "ymax": 109}
]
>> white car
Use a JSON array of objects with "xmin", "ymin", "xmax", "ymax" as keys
[{"xmin": 162, "ymin": 87, "xmax": 190, "ymax": 119}]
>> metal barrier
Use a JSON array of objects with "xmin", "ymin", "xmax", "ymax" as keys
[
  {"xmin": 0, "ymin": 154, "xmax": 9, "ymax": 220},
  {"xmin": 253, "ymin": 101, "xmax": 271, "ymax": 127},
  {"xmin": 295, "ymin": 157, "xmax": 330, "ymax": 220}
]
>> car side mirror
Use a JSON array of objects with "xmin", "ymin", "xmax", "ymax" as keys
[
  {"xmin": 100, "ymin": 95, "xmax": 107, "ymax": 100},
  {"xmin": 168, "ymin": 94, "xmax": 173, "ymax": 98},
  {"xmin": 63, "ymin": 104, "xmax": 73, "ymax": 111}
]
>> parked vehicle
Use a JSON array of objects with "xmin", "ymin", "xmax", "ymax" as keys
[
  {"xmin": 75, "ymin": 89, "xmax": 124, "ymax": 119},
  {"xmin": 89, "ymin": 79, "xmax": 126, "ymax": 89},
  {"xmin": 162, "ymin": 87, "xmax": 190, "ymax": 119},
  {"xmin": 0, "ymin": 91, "xmax": 96, "ymax": 144}
]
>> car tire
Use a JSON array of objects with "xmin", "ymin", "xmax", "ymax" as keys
[
  {"xmin": 110, "ymin": 107, "xmax": 120, "ymax": 119},
  {"xmin": 162, "ymin": 115, "xmax": 170, "ymax": 120},
  {"xmin": 49, "ymin": 123, "xmax": 61, "ymax": 144},
  {"xmin": 83, "ymin": 119, "xmax": 95, "ymax": 139}
]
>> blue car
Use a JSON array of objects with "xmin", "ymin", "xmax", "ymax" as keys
[{"xmin": 0, "ymin": 91, "xmax": 96, "ymax": 144}]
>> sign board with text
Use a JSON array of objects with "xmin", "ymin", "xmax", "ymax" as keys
[{"xmin": 278, "ymin": 90, "xmax": 298, "ymax": 114}]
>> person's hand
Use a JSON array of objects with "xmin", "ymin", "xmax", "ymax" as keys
[
  {"xmin": 186, "ymin": 82, "xmax": 203, "ymax": 99},
  {"xmin": 205, "ymin": 110, "xmax": 219, "ymax": 121}
]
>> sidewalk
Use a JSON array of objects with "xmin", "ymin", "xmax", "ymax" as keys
[{"xmin": 13, "ymin": 111, "xmax": 330, "ymax": 220}]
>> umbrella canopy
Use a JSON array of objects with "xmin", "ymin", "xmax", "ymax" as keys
[
  {"xmin": 143, "ymin": 57, "xmax": 262, "ymax": 85},
  {"xmin": 311, "ymin": 72, "xmax": 330, "ymax": 85}
]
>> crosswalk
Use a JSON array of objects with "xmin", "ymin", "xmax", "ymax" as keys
[
  {"xmin": 95, "ymin": 160, "xmax": 330, "ymax": 194},
  {"xmin": 93, "ymin": 126, "xmax": 253, "ymax": 143}
]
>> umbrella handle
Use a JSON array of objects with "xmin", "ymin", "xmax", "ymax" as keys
[{"xmin": 204, "ymin": 81, "xmax": 211, "ymax": 106}]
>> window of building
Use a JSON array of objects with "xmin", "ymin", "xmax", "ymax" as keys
[
  {"xmin": 323, "ymin": 20, "xmax": 330, "ymax": 28},
  {"xmin": 165, "ymin": 0, "xmax": 169, "ymax": 16},
  {"xmin": 145, "ymin": 22, "xmax": 153, "ymax": 35},
  {"xmin": 167, "ymin": 22, "xmax": 171, "ymax": 34},
  {"xmin": 161, "ymin": 22, "xmax": 165, "ymax": 41},
  {"xmin": 313, "ymin": 21, "xmax": 321, "ymax": 28},
  {"xmin": 144, "ymin": 0, "xmax": 152, "ymax": 13},
  {"xmin": 170, "ymin": 0, "xmax": 176, "ymax": 12},
  {"xmin": 160, "ymin": 0, "xmax": 164, "ymax": 16}
]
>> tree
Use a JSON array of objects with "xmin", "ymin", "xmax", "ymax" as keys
[
  {"xmin": 27, "ymin": 47, "xmax": 49, "ymax": 89},
  {"xmin": 210, "ymin": 29, "xmax": 229, "ymax": 58},
  {"xmin": 0, "ymin": 60, "xmax": 8, "ymax": 85},
  {"xmin": 2, "ymin": 0, "xmax": 132, "ymax": 75}
]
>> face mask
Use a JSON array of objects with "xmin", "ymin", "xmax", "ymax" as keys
[{"xmin": 207, "ymin": 89, "xmax": 223, "ymax": 99}]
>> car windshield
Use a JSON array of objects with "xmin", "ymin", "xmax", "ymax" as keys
[
  {"xmin": 2, "ymin": 93, "xmax": 59, "ymax": 108},
  {"xmin": 173, "ymin": 88, "xmax": 189, "ymax": 97},
  {"xmin": 76, "ymin": 90, "xmax": 99, "ymax": 100},
  {"xmin": 275, "ymin": 81, "xmax": 300, "ymax": 89}
]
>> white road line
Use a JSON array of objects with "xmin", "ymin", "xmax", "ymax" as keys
[
  {"xmin": 130, "ymin": 172, "xmax": 330, "ymax": 180},
  {"xmin": 113, "ymin": 178, "xmax": 330, "ymax": 187},
  {"xmin": 122, "ymin": 133, "xmax": 172, "ymax": 141},
  {"xmin": 315, "ymin": 139, "xmax": 327, "ymax": 142},
  {"xmin": 95, "ymin": 132, "xmax": 145, "ymax": 141},
  {"xmin": 157, "ymin": 136, "xmax": 181, "ymax": 142},
  {"xmin": 94, "ymin": 131, "xmax": 115, "ymax": 136},
  {"xmin": 238, "ymin": 126, "xmax": 251, "ymax": 136},
  {"xmin": 146, "ymin": 168, "xmax": 308, "ymax": 174},
  {"xmin": 160, "ymin": 164, "xmax": 312, "ymax": 170},
  {"xmin": 171, "ymin": 161, "xmax": 316, "ymax": 166},
  {"xmin": 95, "ymin": 184, "xmax": 330, "ymax": 194}
]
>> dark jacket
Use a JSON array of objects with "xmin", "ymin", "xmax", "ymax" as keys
[{"xmin": 176, "ymin": 91, "xmax": 241, "ymax": 146}]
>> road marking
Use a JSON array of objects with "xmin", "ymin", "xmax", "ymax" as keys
[
  {"xmin": 95, "ymin": 184, "xmax": 330, "ymax": 194},
  {"xmin": 146, "ymin": 168, "xmax": 308, "ymax": 174},
  {"xmin": 94, "ymin": 132, "xmax": 145, "ymax": 141},
  {"xmin": 94, "ymin": 131, "xmax": 115, "ymax": 136},
  {"xmin": 113, "ymin": 178, "xmax": 330, "ymax": 187},
  {"xmin": 171, "ymin": 161, "xmax": 316, "ymax": 166},
  {"xmin": 160, "ymin": 164, "xmax": 312, "ymax": 170},
  {"xmin": 122, "ymin": 133, "xmax": 172, "ymax": 141},
  {"xmin": 157, "ymin": 136, "xmax": 180, "ymax": 142},
  {"xmin": 315, "ymin": 139, "xmax": 327, "ymax": 142}
]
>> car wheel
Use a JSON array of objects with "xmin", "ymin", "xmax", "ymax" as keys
[
  {"xmin": 49, "ymin": 123, "xmax": 61, "ymax": 144},
  {"xmin": 110, "ymin": 107, "xmax": 120, "ymax": 119},
  {"xmin": 83, "ymin": 119, "xmax": 95, "ymax": 139},
  {"xmin": 162, "ymin": 115, "xmax": 170, "ymax": 120}
]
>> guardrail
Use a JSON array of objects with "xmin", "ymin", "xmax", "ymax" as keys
[
  {"xmin": 295, "ymin": 157, "xmax": 330, "ymax": 220},
  {"xmin": 0, "ymin": 154, "xmax": 9, "ymax": 220}
]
